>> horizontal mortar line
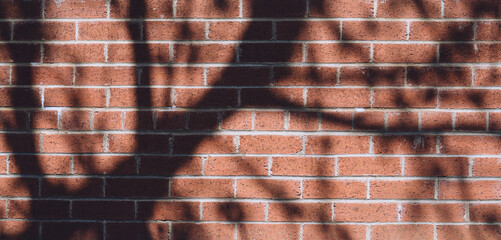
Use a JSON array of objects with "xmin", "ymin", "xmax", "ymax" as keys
[
  {"xmin": 2, "ymin": 130, "xmax": 501, "ymax": 136},
  {"xmin": 4, "ymin": 107, "xmax": 501, "ymax": 113},
  {"xmin": 3, "ymin": 18, "xmax": 501, "ymax": 22},
  {"xmin": 1, "ymin": 63, "xmax": 501, "ymax": 67},
  {"xmin": 1, "ymin": 197, "xmax": 500, "ymax": 204},
  {"xmin": 2, "ymin": 153, "xmax": 501, "ymax": 158},
  {"xmin": 3, "ymin": 40, "xmax": 501, "ymax": 44},
  {"xmin": 0, "ymin": 175, "xmax": 499, "ymax": 181}
]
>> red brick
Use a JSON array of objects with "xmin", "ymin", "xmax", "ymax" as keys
[
  {"xmin": 239, "ymin": 136, "xmax": 302, "ymax": 154},
  {"xmin": 207, "ymin": 67, "xmax": 271, "ymax": 86},
  {"xmin": 241, "ymin": 88, "xmax": 304, "ymax": 108},
  {"xmin": 303, "ymin": 225, "xmax": 366, "ymax": 240},
  {"xmin": 289, "ymin": 112, "xmax": 318, "ymax": 131},
  {"xmin": 440, "ymin": 44, "xmax": 501, "ymax": 63},
  {"xmin": 274, "ymin": 67, "xmax": 337, "ymax": 86},
  {"xmin": 0, "ymin": 44, "xmax": 41, "ymax": 63},
  {"xmin": 144, "ymin": 66, "xmax": 205, "ymax": 86},
  {"xmin": 0, "ymin": 177, "xmax": 38, "ymax": 197},
  {"xmin": 106, "ymin": 223, "xmax": 169, "ymax": 240},
  {"xmin": 303, "ymin": 180, "xmax": 366, "ymax": 199},
  {"xmin": 321, "ymin": 111, "xmax": 353, "ymax": 130},
  {"xmin": 240, "ymin": 43, "xmax": 303, "ymax": 63},
  {"xmin": 0, "ymin": 0, "xmax": 42, "ymax": 19},
  {"xmin": 221, "ymin": 111, "xmax": 253, "ymax": 130},
  {"xmin": 138, "ymin": 201, "xmax": 199, "ymax": 220},
  {"xmin": 456, "ymin": 112, "xmax": 487, "ymax": 131},
  {"xmin": 0, "ymin": 221, "xmax": 40, "ymax": 240},
  {"xmin": 42, "ymin": 177, "xmax": 103, "ymax": 197},
  {"xmin": 307, "ymin": 43, "xmax": 370, "ymax": 63},
  {"xmin": 387, "ymin": 112, "xmax": 419, "ymax": 131},
  {"xmin": 440, "ymin": 89, "xmax": 501, "ymax": 109},
  {"xmin": 373, "ymin": 135, "xmax": 437, "ymax": 154},
  {"xmin": 254, "ymin": 111, "xmax": 284, "ymax": 130},
  {"xmin": 444, "ymin": 0, "xmax": 501, "ymax": 18},
  {"xmin": 12, "ymin": 66, "xmax": 73, "ymax": 86},
  {"xmin": 372, "ymin": 225, "xmax": 434, "ymax": 240},
  {"xmin": 237, "ymin": 224, "xmax": 300, "ymax": 240},
  {"xmin": 110, "ymin": 0, "xmax": 173, "ymax": 18},
  {"xmin": 44, "ymin": 88, "xmax": 106, "ymax": 107},
  {"xmin": 172, "ymin": 223, "xmax": 234, "ymax": 240},
  {"xmin": 307, "ymin": 88, "xmax": 371, "ymax": 108},
  {"xmin": 374, "ymin": 44, "xmax": 437, "ymax": 63},
  {"xmin": 371, "ymin": 180, "xmax": 435, "ymax": 199},
  {"xmin": 272, "ymin": 157, "xmax": 334, "ymax": 176},
  {"xmin": 42, "ymin": 222, "xmax": 103, "ymax": 240},
  {"xmin": 277, "ymin": 21, "xmax": 340, "ymax": 40},
  {"xmin": 0, "ymin": 156, "xmax": 6, "ymax": 174},
  {"xmin": 140, "ymin": 156, "xmax": 203, "ymax": 176},
  {"xmin": 405, "ymin": 157, "xmax": 469, "ymax": 177},
  {"xmin": 477, "ymin": 22, "xmax": 501, "ymax": 40},
  {"xmin": 61, "ymin": 110, "xmax": 90, "ymax": 130},
  {"xmin": 14, "ymin": 21, "xmax": 75, "ymax": 40},
  {"xmin": 306, "ymin": 136, "xmax": 370, "ymax": 154},
  {"xmin": 473, "ymin": 158, "xmax": 501, "ymax": 177},
  {"xmin": 93, "ymin": 111, "xmax": 122, "ymax": 130},
  {"xmin": 173, "ymin": 135, "xmax": 235, "ymax": 154},
  {"xmin": 106, "ymin": 178, "xmax": 169, "ymax": 197},
  {"xmin": 177, "ymin": 0, "xmax": 239, "ymax": 18},
  {"xmin": 72, "ymin": 201, "xmax": 134, "ymax": 220},
  {"xmin": 338, "ymin": 157, "xmax": 401, "ymax": 176},
  {"xmin": 373, "ymin": 89, "xmax": 437, "ymax": 108},
  {"xmin": 9, "ymin": 155, "xmax": 71, "ymax": 175},
  {"xmin": 309, "ymin": 0, "xmax": 374, "ymax": 17},
  {"xmin": 124, "ymin": 111, "xmax": 154, "ymax": 130},
  {"xmin": 108, "ymin": 134, "xmax": 171, "ymax": 153},
  {"xmin": 470, "ymin": 204, "xmax": 501, "ymax": 223},
  {"xmin": 475, "ymin": 67, "xmax": 501, "ymax": 86},
  {"xmin": 269, "ymin": 203, "xmax": 331, "ymax": 222},
  {"xmin": 45, "ymin": 0, "xmax": 107, "ymax": 18},
  {"xmin": 401, "ymin": 203, "xmax": 466, "ymax": 222},
  {"xmin": 440, "ymin": 136, "xmax": 501, "ymax": 154},
  {"xmin": 354, "ymin": 111, "xmax": 385, "ymax": 131},
  {"xmin": 334, "ymin": 203, "xmax": 397, "ymax": 222},
  {"xmin": 174, "ymin": 44, "xmax": 236, "ymax": 63},
  {"xmin": 0, "ymin": 110, "xmax": 26, "ymax": 130},
  {"xmin": 439, "ymin": 180, "xmax": 501, "ymax": 200},
  {"xmin": 243, "ymin": 0, "xmax": 306, "ymax": 17},
  {"xmin": 0, "ymin": 66, "xmax": 8, "ymax": 85},
  {"xmin": 109, "ymin": 88, "xmax": 172, "ymax": 107},
  {"xmin": 79, "ymin": 21, "xmax": 140, "ymax": 40},
  {"xmin": 8, "ymin": 200, "xmax": 69, "ymax": 219},
  {"xmin": 210, "ymin": 21, "xmax": 272, "ymax": 40},
  {"xmin": 205, "ymin": 156, "xmax": 268, "ymax": 176},
  {"xmin": 377, "ymin": 0, "xmax": 441, "ymax": 18},
  {"xmin": 203, "ymin": 202, "xmax": 265, "ymax": 221},
  {"xmin": 237, "ymin": 179, "xmax": 300, "ymax": 199},
  {"xmin": 43, "ymin": 134, "xmax": 103, "ymax": 153},
  {"xmin": 156, "ymin": 111, "xmax": 186, "ymax": 130},
  {"xmin": 44, "ymin": 44, "xmax": 104, "ymax": 62},
  {"xmin": 175, "ymin": 88, "xmax": 238, "ymax": 108},
  {"xmin": 343, "ymin": 21, "xmax": 406, "ymax": 40},
  {"xmin": 145, "ymin": 21, "xmax": 205, "ymax": 40},
  {"xmin": 410, "ymin": 22, "xmax": 474, "ymax": 40},
  {"xmin": 0, "ymin": 134, "xmax": 40, "ymax": 153},
  {"xmin": 171, "ymin": 179, "xmax": 233, "ymax": 198},
  {"xmin": 74, "ymin": 156, "xmax": 137, "ymax": 175},
  {"xmin": 421, "ymin": 112, "xmax": 453, "ymax": 131},
  {"xmin": 188, "ymin": 111, "xmax": 218, "ymax": 130},
  {"xmin": 107, "ymin": 43, "xmax": 170, "ymax": 63},
  {"xmin": 76, "ymin": 67, "xmax": 137, "ymax": 86},
  {"xmin": 340, "ymin": 67, "xmax": 405, "ymax": 86},
  {"xmin": 407, "ymin": 67, "xmax": 472, "ymax": 86},
  {"xmin": 437, "ymin": 225, "xmax": 501, "ymax": 240},
  {"xmin": 0, "ymin": 88, "xmax": 41, "ymax": 107}
]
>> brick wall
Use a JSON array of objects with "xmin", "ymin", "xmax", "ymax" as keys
[{"xmin": 0, "ymin": 0, "xmax": 500, "ymax": 239}]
